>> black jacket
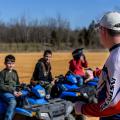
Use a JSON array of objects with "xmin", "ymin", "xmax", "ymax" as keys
[{"xmin": 31, "ymin": 58, "xmax": 53, "ymax": 82}]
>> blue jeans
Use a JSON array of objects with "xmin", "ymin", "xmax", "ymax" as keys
[{"xmin": 0, "ymin": 92, "xmax": 17, "ymax": 120}]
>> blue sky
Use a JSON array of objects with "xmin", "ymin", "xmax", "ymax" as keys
[{"xmin": 0, "ymin": 0, "xmax": 120, "ymax": 29}]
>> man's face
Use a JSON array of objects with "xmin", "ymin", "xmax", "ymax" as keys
[
  {"xmin": 5, "ymin": 61, "xmax": 15, "ymax": 70},
  {"xmin": 44, "ymin": 53, "xmax": 52, "ymax": 63},
  {"xmin": 98, "ymin": 26, "xmax": 109, "ymax": 48}
]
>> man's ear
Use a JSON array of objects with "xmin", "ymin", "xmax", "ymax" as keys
[{"xmin": 102, "ymin": 28, "xmax": 108, "ymax": 40}]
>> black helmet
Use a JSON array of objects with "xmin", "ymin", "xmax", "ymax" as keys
[{"xmin": 72, "ymin": 48, "xmax": 84, "ymax": 59}]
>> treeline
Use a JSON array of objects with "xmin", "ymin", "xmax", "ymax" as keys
[{"xmin": 0, "ymin": 16, "xmax": 102, "ymax": 52}]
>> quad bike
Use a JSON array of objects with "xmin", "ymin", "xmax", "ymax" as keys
[
  {"xmin": 0, "ymin": 83, "xmax": 74, "ymax": 120},
  {"xmin": 51, "ymin": 75, "xmax": 98, "ymax": 120}
]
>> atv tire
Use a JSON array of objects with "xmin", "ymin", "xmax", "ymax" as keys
[{"xmin": 51, "ymin": 85, "xmax": 62, "ymax": 98}]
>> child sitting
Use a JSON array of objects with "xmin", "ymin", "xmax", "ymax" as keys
[
  {"xmin": 84, "ymin": 68, "xmax": 94, "ymax": 83},
  {"xmin": 0, "ymin": 55, "xmax": 22, "ymax": 120},
  {"xmin": 84, "ymin": 67, "xmax": 101, "ymax": 86},
  {"xmin": 66, "ymin": 48, "xmax": 88, "ymax": 86}
]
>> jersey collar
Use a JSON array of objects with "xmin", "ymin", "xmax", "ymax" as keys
[{"xmin": 109, "ymin": 43, "xmax": 120, "ymax": 52}]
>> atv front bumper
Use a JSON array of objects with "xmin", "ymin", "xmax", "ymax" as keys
[{"xmin": 19, "ymin": 98, "xmax": 73, "ymax": 120}]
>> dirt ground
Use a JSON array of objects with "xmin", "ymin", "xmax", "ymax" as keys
[{"xmin": 0, "ymin": 51, "xmax": 109, "ymax": 120}]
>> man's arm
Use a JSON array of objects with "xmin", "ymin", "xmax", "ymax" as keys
[
  {"xmin": 75, "ymin": 57, "xmax": 120, "ymax": 117},
  {"xmin": 75, "ymin": 79, "xmax": 120, "ymax": 117},
  {"xmin": 80, "ymin": 100, "xmax": 120, "ymax": 117}
]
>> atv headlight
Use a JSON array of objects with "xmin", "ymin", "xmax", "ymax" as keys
[
  {"xmin": 37, "ymin": 90, "xmax": 45, "ymax": 97},
  {"xmin": 76, "ymin": 92, "xmax": 81, "ymax": 96},
  {"xmin": 66, "ymin": 101, "xmax": 73, "ymax": 116},
  {"xmin": 40, "ymin": 113, "xmax": 49, "ymax": 119}
]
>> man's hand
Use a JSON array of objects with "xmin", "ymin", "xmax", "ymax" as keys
[
  {"xmin": 30, "ymin": 80, "xmax": 38, "ymax": 85},
  {"xmin": 74, "ymin": 101, "xmax": 85, "ymax": 115},
  {"xmin": 51, "ymin": 79, "xmax": 55, "ymax": 85},
  {"xmin": 14, "ymin": 91, "xmax": 22, "ymax": 97}
]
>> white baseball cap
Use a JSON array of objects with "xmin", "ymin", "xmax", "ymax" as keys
[{"xmin": 99, "ymin": 11, "xmax": 120, "ymax": 31}]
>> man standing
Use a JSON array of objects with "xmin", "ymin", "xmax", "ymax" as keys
[{"xmin": 75, "ymin": 11, "xmax": 120, "ymax": 120}]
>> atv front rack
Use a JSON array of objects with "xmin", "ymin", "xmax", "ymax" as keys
[{"xmin": 23, "ymin": 98, "xmax": 72, "ymax": 119}]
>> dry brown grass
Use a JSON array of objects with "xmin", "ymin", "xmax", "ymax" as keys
[{"xmin": 0, "ymin": 51, "xmax": 109, "ymax": 120}]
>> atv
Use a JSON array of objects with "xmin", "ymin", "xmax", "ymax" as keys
[
  {"xmin": 51, "ymin": 75, "xmax": 98, "ymax": 120},
  {"xmin": 0, "ymin": 83, "xmax": 74, "ymax": 120}
]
